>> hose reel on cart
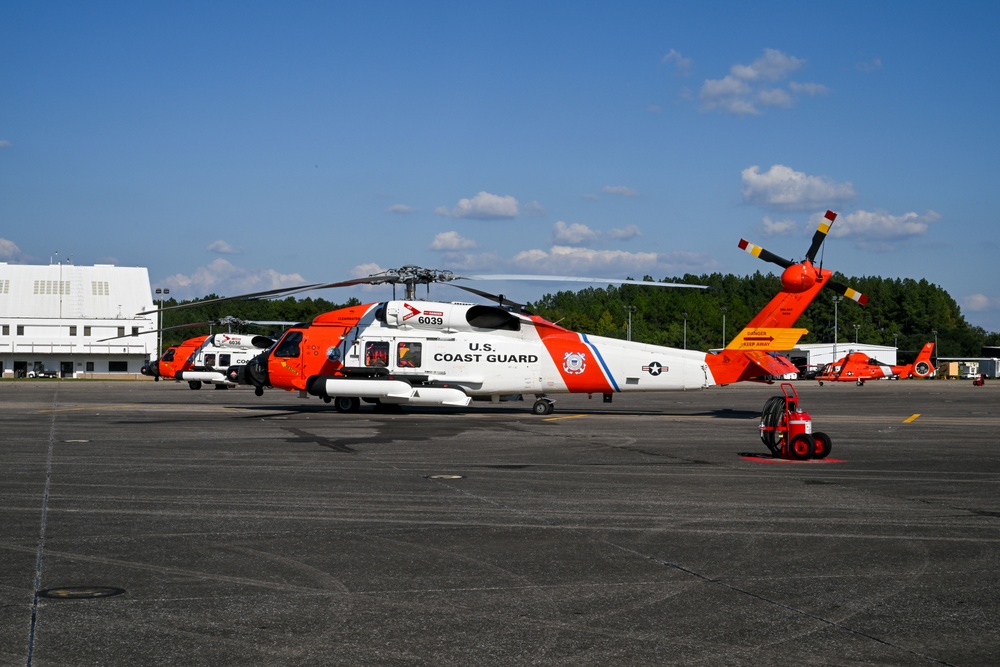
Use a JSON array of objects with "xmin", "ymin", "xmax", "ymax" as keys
[{"xmin": 758, "ymin": 383, "xmax": 831, "ymax": 460}]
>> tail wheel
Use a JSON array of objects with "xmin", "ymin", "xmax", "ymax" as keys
[
  {"xmin": 787, "ymin": 434, "xmax": 816, "ymax": 460},
  {"xmin": 333, "ymin": 396, "xmax": 361, "ymax": 413},
  {"xmin": 811, "ymin": 432, "xmax": 832, "ymax": 459}
]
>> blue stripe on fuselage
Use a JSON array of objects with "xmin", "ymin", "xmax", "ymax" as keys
[{"xmin": 581, "ymin": 333, "xmax": 620, "ymax": 392}]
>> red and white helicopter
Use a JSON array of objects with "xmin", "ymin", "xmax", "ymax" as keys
[
  {"xmin": 145, "ymin": 211, "xmax": 866, "ymax": 413},
  {"xmin": 813, "ymin": 342, "xmax": 935, "ymax": 386},
  {"xmin": 143, "ymin": 332, "xmax": 278, "ymax": 389},
  {"xmin": 103, "ymin": 317, "xmax": 287, "ymax": 389}
]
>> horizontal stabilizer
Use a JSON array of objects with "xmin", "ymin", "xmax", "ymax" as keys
[{"xmin": 726, "ymin": 328, "xmax": 808, "ymax": 351}]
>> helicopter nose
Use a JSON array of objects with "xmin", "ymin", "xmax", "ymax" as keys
[{"xmin": 243, "ymin": 353, "xmax": 270, "ymax": 388}]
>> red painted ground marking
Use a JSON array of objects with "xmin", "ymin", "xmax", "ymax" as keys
[{"xmin": 739, "ymin": 456, "xmax": 846, "ymax": 464}]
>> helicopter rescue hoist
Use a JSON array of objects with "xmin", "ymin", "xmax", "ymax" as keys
[{"xmin": 758, "ymin": 383, "xmax": 832, "ymax": 460}]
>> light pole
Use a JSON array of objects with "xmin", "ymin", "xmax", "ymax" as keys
[
  {"xmin": 155, "ymin": 288, "xmax": 169, "ymax": 358},
  {"xmin": 626, "ymin": 306, "xmax": 636, "ymax": 341},
  {"xmin": 682, "ymin": 311, "xmax": 688, "ymax": 350},
  {"xmin": 932, "ymin": 329, "xmax": 938, "ymax": 369},
  {"xmin": 854, "ymin": 323, "xmax": 860, "ymax": 345},
  {"xmin": 832, "ymin": 296, "xmax": 843, "ymax": 362},
  {"xmin": 720, "ymin": 307, "xmax": 727, "ymax": 349}
]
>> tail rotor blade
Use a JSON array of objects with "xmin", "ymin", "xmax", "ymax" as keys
[
  {"xmin": 738, "ymin": 239, "xmax": 794, "ymax": 269},
  {"xmin": 805, "ymin": 210, "xmax": 837, "ymax": 263}
]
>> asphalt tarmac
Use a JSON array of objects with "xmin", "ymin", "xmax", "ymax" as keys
[{"xmin": 2, "ymin": 378, "xmax": 998, "ymax": 666}]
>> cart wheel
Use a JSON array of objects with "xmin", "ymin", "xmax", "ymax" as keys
[
  {"xmin": 811, "ymin": 432, "xmax": 832, "ymax": 459},
  {"xmin": 787, "ymin": 434, "xmax": 816, "ymax": 460}
]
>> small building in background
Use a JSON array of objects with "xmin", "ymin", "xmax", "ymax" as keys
[
  {"xmin": 786, "ymin": 343, "xmax": 898, "ymax": 375},
  {"xmin": 0, "ymin": 263, "xmax": 156, "ymax": 378}
]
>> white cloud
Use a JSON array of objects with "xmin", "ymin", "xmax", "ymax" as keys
[
  {"xmin": 207, "ymin": 239, "xmax": 240, "ymax": 254},
  {"xmin": 607, "ymin": 224, "xmax": 642, "ymax": 241},
  {"xmin": 756, "ymin": 88, "xmax": 794, "ymax": 108},
  {"xmin": 962, "ymin": 294, "xmax": 1000, "ymax": 312},
  {"xmin": 387, "ymin": 204, "xmax": 417, "ymax": 214},
  {"xmin": 762, "ymin": 216, "xmax": 797, "ymax": 236},
  {"xmin": 731, "ymin": 48, "xmax": 803, "ymax": 82},
  {"xmin": 700, "ymin": 49, "xmax": 824, "ymax": 115},
  {"xmin": 160, "ymin": 258, "xmax": 306, "ymax": 299},
  {"xmin": 742, "ymin": 164, "xmax": 856, "ymax": 211},
  {"xmin": 829, "ymin": 209, "xmax": 940, "ymax": 246},
  {"xmin": 509, "ymin": 245, "xmax": 720, "ymax": 276},
  {"xmin": 551, "ymin": 221, "xmax": 643, "ymax": 246},
  {"xmin": 436, "ymin": 191, "xmax": 519, "ymax": 220},
  {"xmin": 0, "ymin": 237, "xmax": 21, "ymax": 259},
  {"xmin": 430, "ymin": 231, "xmax": 478, "ymax": 251},
  {"xmin": 553, "ymin": 221, "xmax": 600, "ymax": 245},
  {"xmin": 662, "ymin": 49, "xmax": 693, "ymax": 76},
  {"xmin": 522, "ymin": 200, "xmax": 547, "ymax": 216},
  {"xmin": 857, "ymin": 58, "xmax": 883, "ymax": 73},
  {"xmin": 602, "ymin": 185, "xmax": 639, "ymax": 197},
  {"xmin": 788, "ymin": 81, "xmax": 830, "ymax": 96}
]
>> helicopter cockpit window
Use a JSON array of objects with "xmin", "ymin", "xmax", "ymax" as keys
[
  {"xmin": 161, "ymin": 349, "xmax": 176, "ymax": 362},
  {"xmin": 397, "ymin": 342, "xmax": 422, "ymax": 368},
  {"xmin": 466, "ymin": 305, "xmax": 521, "ymax": 331},
  {"xmin": 365, "ymin": 341, "xmax": 389, "ymax": 367},
  {"xmin": 274, "ymin": 331, "xmax": 303, "ymax": 358}
]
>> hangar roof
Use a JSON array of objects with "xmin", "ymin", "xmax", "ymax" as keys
[{"xmin": 0, "ymin": 263, "xmax": 153, "ymax": 320}]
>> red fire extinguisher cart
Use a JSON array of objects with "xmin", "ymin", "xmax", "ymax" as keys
[{"xmin": 758, "ymin": 383, "xmax": 832, "ymax": 460}]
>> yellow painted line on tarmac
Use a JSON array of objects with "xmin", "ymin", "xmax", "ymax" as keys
[
  {"xmin": 544, "ymin": 414, "xmax": 590, "ymax": 422},
  {"xmin": 903, "ymin": 413, "xmax": 921, "ymax": 423}
]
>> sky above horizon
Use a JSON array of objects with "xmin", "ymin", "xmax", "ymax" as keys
[{"xmin": 3, "ymin": 2, "xmax": 999, "ymax": 333}]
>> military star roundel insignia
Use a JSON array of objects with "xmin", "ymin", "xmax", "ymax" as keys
[{"xmin": 643, "ymin": 361, "xmax": 664, "ymax": 376}]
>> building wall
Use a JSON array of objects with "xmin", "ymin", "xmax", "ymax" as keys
[
  {"xmin": 0, "ymin": 263, "xmax": 157, "ymax": 377},
  {"xmin": 788, "ymin": 343, "xmax": 898, "ymax": 369}
]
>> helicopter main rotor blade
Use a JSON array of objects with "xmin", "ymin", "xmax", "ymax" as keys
[
  {"xmin": 462, "ymin": 274, "xmax": 715, "ymax": 290},
  {"xmin": 136, "ymin": 283, "xmax": 328, "ymax": 315},
  {"xmin": 448, "ymin": 284, "xmax": 530, "ymax": 312}
]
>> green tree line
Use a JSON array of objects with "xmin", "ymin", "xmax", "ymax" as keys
[
  {"xmin": 155, "ymin": 274, "xmax": 999, "ymax": 360},
  {"xmin": 528, "ymin": 273, "xmax": 999, "ymax": 360}
]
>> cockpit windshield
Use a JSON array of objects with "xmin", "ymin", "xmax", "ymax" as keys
[{"xmin": 273, "ymin": 331, "xmax": 303, "ymax": 358}]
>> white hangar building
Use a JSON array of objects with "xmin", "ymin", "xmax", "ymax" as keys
[{"xmin": 0, "ymin": 263, "xmax": 158, "ymax": 378}]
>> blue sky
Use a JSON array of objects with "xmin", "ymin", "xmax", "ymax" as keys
[{"xmin": 3, "ymin": 2, "xmax": 999, "ymax": 332}]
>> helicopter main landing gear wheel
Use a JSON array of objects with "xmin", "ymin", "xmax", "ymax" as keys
[
  {"xmin": 532, "ymin": 398, "xmax": 555, "ymax": 415},
  {"xmin": 333, "ymin": 396, "xmax": 361, "ymax": 413}
]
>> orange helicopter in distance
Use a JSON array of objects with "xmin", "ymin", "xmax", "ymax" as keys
[
  {"xmin": 143, "ymin": 211, "xmax": 867, "ymax": 414},
  {"xmin": 813, "ymin": 342, "xmax": 935, "ymax": 386},
  {"xmin": 102, "ymin": 317, "xmax": 288, "ymax": 390}
]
